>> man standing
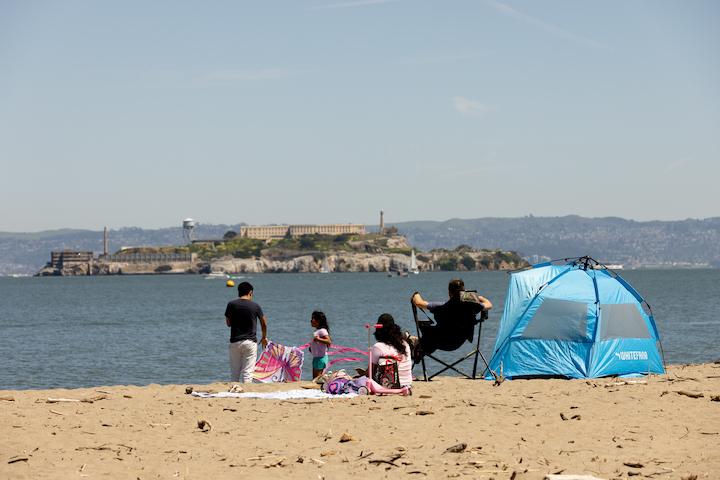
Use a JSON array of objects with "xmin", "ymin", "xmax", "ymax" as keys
[{"xmin": 225, "ymin": 281, "xmax": 268, "ymax": 383}]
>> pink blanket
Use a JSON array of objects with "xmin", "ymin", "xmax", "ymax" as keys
[
  {"xmin": 253, "ymin": 342, "xmax": 305, "ymax": 383},
  {"xmin": 253, "ymin": 341, "xmax": 369, "ymax": 383}
]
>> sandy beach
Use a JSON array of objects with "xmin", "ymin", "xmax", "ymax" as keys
[{"xmin": 2, "ymin": 363, "xmax": 719, "ymax": 479}]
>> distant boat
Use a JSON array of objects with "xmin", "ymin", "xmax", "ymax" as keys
[
  {"xmin": 409, "ymin": 249, "xmax": 420, "ymax": 275},
  {"xmin": 388, "ymin": 269, "xmax": 408, "ymax": 277},
  {"xmin": 604, "ymin": 264, "xmax": 624, "ymax": 270},
  {"xmin": 320, "ymin": 258, "xmax": 331, "ymax": 274},
  {"xmin": 204, "ymin": 272, "xmax": 228, "ymax": 279}
]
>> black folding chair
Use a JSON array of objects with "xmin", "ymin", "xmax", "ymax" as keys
[{"xmin": 411, "ymin": 299, "xmax": 489, "ymax": 381}]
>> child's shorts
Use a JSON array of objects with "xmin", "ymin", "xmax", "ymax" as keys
[{"xmin": 312, "ymin": 355, "xmax": 329, "ymax": 370}]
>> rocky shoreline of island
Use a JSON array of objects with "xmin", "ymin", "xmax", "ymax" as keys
[
  {"xmin": 36, "ymin": 249, "xmax": 527, "ymax": 276},
  {"xmin": 36, "ymin": 234, "xmax": 528, "ymax": 276}
]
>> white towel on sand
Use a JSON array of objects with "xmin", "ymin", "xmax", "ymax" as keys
[{"xmin": 191, "ymin": 389, "xmax": 356, "ymax": 400}]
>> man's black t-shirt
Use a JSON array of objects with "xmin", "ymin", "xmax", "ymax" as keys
[
  {"xmin": 428, "ymin": 297, "xmax": 483, "ymax": 343},
  {"xmin": 225, "ymin": 298, "xmax": 264, "ymax": 343}
]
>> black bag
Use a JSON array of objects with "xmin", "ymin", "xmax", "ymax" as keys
[{"xmin": 373, "ymin": 357, "xmax": 401, "ymax": 388}]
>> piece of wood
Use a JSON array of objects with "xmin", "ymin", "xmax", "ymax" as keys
[
  {"xmin": 676, "ymin": 391, "xmax": 704, "ymax": 399},
  {"xmin": 82, "ymin": 394, "xmax": 108, "ymax": 403},
  {"xmin": 0, "ymin": 396, "xmax": 15, "ymax": 402},
  {"xmin": 544, "ymin": 475, "xmax": 607, "ymax": 480},
  {"xmin": 46, "ymin": 398, "xmax": 81, "ymax": 403},
  {"xmin": 263, "ymin": 456, "xmax": 286, "ymax": 468},
  {"xmin": 606, "ymin": 380, "xmax": 647, "ymax": 387},
  {"xmin": 368, "ymin": 452, "xmax": 405, "ymax": 467},
  {"xmin": 357, "ymin": 450, "xmax": 374, "ymax": 460},
  {"xmin": 444, "ymin": 442, "xmax": 467, "ymax": 453},
  {"xmin": 76, "ymin": 445, "xmax": 115, "ymax": 452}
]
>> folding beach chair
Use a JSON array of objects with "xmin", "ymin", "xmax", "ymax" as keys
[{"xmin": 411, "ymin": 295, "xmax": 490, "ymax": 381}]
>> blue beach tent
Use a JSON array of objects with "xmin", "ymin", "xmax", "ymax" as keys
[{"xmin": 486, "ymin": 256, "xmax": 664, "ymax": 380}]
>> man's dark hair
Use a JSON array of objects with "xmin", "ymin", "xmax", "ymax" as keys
[
  {"xmin": 448, "ymin": 278, "xmax": 465, "ymax": 298},
  {"xmin": 237, "ymin": 281, "xmax": 254, "ymax": 297}
]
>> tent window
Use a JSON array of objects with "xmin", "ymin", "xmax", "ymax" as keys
[
  {"xmin": 599, "ymin": 303, "xmax": 651, "ymax": 339},
  {"xmin": 521, "ymin": 298, "xmax": 589, "ymax": 341}
]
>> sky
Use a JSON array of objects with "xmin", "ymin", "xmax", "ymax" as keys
[{"xmin": 1, "ymin": 0, "xmax": 718, "ymax": 231}]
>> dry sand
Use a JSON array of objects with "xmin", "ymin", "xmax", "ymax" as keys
[{"xmin": 2, "ymin": 363, "xmax": 719, "ymax": 480}]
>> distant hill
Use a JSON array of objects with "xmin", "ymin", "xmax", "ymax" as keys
[
  {"xmin": 0, "ymin": 224, "xmax": 239, "ymax": 276},
  {"xmin": 395, "ymin": 216, "xmax": 720, "ymax": 268},
  {"xmin": 1, "ymin": 216, "xmax": 719, "ymax": 275}
]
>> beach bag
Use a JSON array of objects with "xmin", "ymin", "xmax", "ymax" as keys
[
  {"xmin": 325, "ymin": 377, "xmax": 350, "ymax": 395},
  {"xmin": 372, "ymin": 357, "xmax": 400, "ymax": 389},
  {"xmin": 320, "ymin": 370, "xmax": 353, "ymax": 394},
  {"xmin": 460, "ymin": 290, "xmax": 488, "ymax": 321},
  {"xmin": 460, "ymin": 290, "xmax": 483, "ymax": 305}
]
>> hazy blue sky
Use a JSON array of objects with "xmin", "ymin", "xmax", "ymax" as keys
[{"xmin": 1, "ymin": 0, "xmax": 718, "ymax": 231}]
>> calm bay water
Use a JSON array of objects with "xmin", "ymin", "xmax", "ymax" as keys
[{"xmin": 1, "ymin": 270, "xmax": 718, "ymax": 390}]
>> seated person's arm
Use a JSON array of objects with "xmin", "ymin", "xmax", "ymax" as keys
[
  {"xmin": 412, "ymin": 292, "xmax": 430, "ymax": 309},
  {"xmin": 478, "ymin": 295, "xmax": 492, "ymax": 311}
]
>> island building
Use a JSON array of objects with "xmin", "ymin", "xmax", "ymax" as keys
[
  {"xmin": 48, "ymin": 225, "xmax": 196, "ymax": 273},
  {"xmin": 238, "ymin": 223, "xmax": 366, "ymax": 240},
  {"xmin": 50, "ymin": 250, "xmax": 95, "ymax": 269}
]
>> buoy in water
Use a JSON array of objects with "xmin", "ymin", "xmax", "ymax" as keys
[{"xmin": 226, "ymin": 280, "xmax": 235, "ymax": 288}]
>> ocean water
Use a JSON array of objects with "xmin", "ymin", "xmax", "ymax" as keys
[{"xmin": 0, "ymin": 270, "xmax": 718, "ymax": 390}]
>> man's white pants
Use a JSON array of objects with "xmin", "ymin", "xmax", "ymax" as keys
[{"xmin": 229, "ymin": 340, "xmax": 257, "ymax": 383}]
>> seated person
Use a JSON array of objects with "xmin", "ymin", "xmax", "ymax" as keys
[
  {"xmin": 371, "ymin": 313, "xmax": 412, "ymax": 388},
  {"xmin": 411, "ymin": 278, "xmax": 492, "ymax": 358}
]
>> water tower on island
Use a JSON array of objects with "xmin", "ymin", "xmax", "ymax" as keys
[{"xmin": 182, "ymin": 218, "xmax": 196, "ymax": 244}]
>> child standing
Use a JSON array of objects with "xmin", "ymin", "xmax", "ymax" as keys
[{"xmin": 310, "ymin": 311, "xmax": 332, "ymax": 379}]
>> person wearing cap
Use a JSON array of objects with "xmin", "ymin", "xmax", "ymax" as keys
[{"xmin": 224, "ymin": 281, "xmax": 268, "ymax": 382}]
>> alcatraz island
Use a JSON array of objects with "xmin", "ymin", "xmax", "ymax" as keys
[{"xmin": 36, "ymin": 213, "xmax": 527, "ymax": 276}]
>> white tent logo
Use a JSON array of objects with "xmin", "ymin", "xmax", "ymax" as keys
[{"xmin": 615, "ymin": 351, "xmax": 648, "ymax": 361}]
